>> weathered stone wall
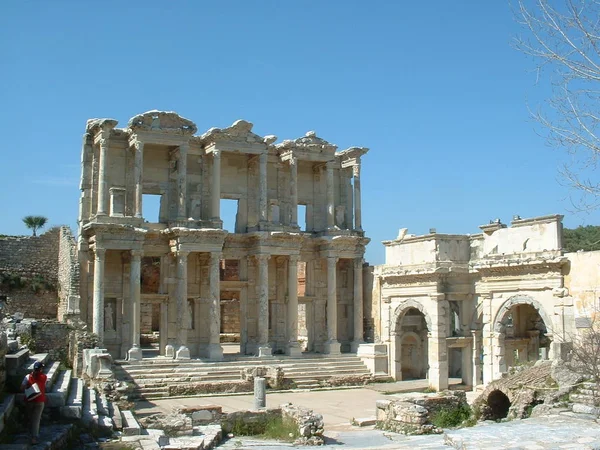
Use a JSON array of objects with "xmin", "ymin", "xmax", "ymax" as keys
[
  {"xmin": 30, "ymin": 321, "xmax": 73, "ymax": 362},
  {"xmin": 0, "ymin": 332, "xmax": 7, "ymax": 392},
  {"xmin": 0, "ymin": 227, "xmax": 61, "ymax": 319},
  {"xmin": 57, "ymin": 227, "xmax": 80, "ymax": 321}
]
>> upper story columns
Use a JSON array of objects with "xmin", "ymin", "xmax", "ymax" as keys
[
  {"xmin": 326, "ymin": 161, "xmax": 335, "ymax": 229},
  {"xmin": 259, "ymin": 152, "xmax": 268, "ymax": 224},
  {"xmin": 339, "ymin": 146, "xmax": 369, "ymax": 232},
  {"xmin": 90, "ymin": 119, "xmax": 118, "ymax": 217},
  {"xmin": 353, "ymin": 164, "xmax": 362, "ymax": 231}
]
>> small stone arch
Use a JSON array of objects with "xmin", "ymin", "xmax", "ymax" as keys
[
  {"xmin": 391, "ymin": 299, "xmax": 432, "ymax": 334},
  {"xmin": 493, "ymin": 295, "xmax": 553, "ymax": 333}
]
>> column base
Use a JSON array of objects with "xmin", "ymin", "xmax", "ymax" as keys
[
  {"xmin": 165, "ymin": 344, "xmax": 175, "ymax": 359},
  {"xmin": 175, "ymin": 345, "xmax": 190, "ymax": 360},
  {"xmin": 324, "ymin": 340, "xmax": 341, "ymax": 355},
  {"xmin": 286, "ymin": 342, "xmax": 303, "ymax": 358},
  {"xmin": 208, "ymin": 343, "xmax": 224, "ymax": 361},
  {"xmin": 350, "ymin": 340, "xmax": 365, "ymax": 353},
  {"xmin": 127, "ymin": 345, "xmax": 143, "ymax": 361},
  {"xmin": 258, "ymin": 345, "xmax": 273, "ymax": 357}
]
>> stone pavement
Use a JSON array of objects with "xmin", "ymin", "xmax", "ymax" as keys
[{"xmin": 134, "ymin": 386, "xmax": 600, "ymax": 449}]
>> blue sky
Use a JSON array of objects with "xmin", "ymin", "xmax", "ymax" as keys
[{"xmin": 1, "ymin": 1, "xmax": 598, "ymax": 265}]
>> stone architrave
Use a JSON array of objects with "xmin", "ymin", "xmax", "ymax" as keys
[
  {"xmin": 325, "ymin": 256, "xmax": 341, "ymax": 355},
  {"xmin": 286, "ymin": 255, "xmax": 302, "ymax": 357},
  {"xmin": 92, "ymin": 247, "xmax": 106, "ymax": 343},
  {"xmin": 208, "ymin": 252, "xmax": 224, "ymax": 360},
  {"xmin": 256, "ymin": 254, "xmax": 272, "ymax": 357}
]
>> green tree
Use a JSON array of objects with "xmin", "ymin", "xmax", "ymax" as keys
[
  {"xmin": 563, "ymin": 225, "xmax": 600, "ymax": 252},
  {"xmin": 22, "ymin": 215, "xmax": 48, "ymax": 237},
  {"xmin": 514, "ymin": 1, "xmax": 600, "ymax": 210}
]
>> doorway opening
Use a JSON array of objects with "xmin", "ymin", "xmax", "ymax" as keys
[
  {"xmin": 395, "ymin": 307, "xmax": 429, "ymax": 380},
  {"xmin": 140, "ymin": 256, "xmax": 161, "ymax": 356}
]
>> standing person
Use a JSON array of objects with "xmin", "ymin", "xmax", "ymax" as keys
[{"xmin": 21, "ymin": 361, "xmax": 47, "ymax": 444}]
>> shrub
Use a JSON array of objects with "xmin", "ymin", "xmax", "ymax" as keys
[{"xmin": 430, "ymin": 404, "xmax": 471, "ymax": 428}]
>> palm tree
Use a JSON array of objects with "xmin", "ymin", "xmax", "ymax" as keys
[{"xmin": 22, "ymin": 216, "xmax": 48, "ymax": 236}]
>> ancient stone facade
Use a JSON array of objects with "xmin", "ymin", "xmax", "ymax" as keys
[
  {"xmin": 76, "ymin": 111, "xmax": 369, "ymax": 360},
  {"xmin": 372, "ymin": 215, "xmax": 579, "ymax": 390}
]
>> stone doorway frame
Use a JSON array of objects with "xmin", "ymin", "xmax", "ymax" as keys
[{"xmin": 140, "ymin": 294, "xmax": 168, "ymax": 356}]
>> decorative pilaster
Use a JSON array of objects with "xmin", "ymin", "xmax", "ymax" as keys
[
  {"xmin": 97, "ymin": 138, "xmax": 109, "ymax": 216},
  {"xmin": 326, "ymin": 162, "xmax": 335, "ymax": 229},
  {"xmin": 177, "ymin": 143, "xmax": 188, "ymax": 220},
  {"xmin": 92, "ymin": 247, "xmax": 106, "ymax": 343},
  {"xmin": 128, "ymin": 250, "xmax": 143, "ymax": 361},
  {"xmin": 175, "ymin": 250, "xmax": 190, "ymax": 359},
  {"xmin": 208, "ymin": 251, "xmax": 224, "ymax": 360},
  {"xmin": 289, "ymin": 157, "xmax": 298, "ymax": 227},
  {"xmin": 211, "ymin": 149, "xmax": 221, "ymax": 221},
  {"xmin": 325, "ymin": 256, "xmax": 341, "ymax": 354},
  {"xmin": 256, "ymin": 254, "xmax": 272, "ymax": 357},
  {"xmin": 133, "ymin": 140, "xmax": 144, "ymax": 218},
  {"xmin": 259, "ymin": 152, "xmax": 268, "ymax": 224},
  {"xmin": 351, "ymin": 258, "xmax": 364, "ymax": 352},
  {"xmin": 427, "ymin": 293, "xmax": 449, "ymax": 390},
  {"xmin": 286, "ymin": 255, "xmax": 302, "ymax": 357},
  {"xmin": 353, "ymin": 164, "xmax": 362, "ymax": 231}
]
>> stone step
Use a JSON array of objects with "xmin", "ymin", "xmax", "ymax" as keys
[
  {"xmin": 61, "ymin": 377, "xmax": 84, "ymax": 419},
  {"xmin": 43, "ymin": 361, "xmax": 62, "ymax": 392},
  {"xmin": 81, "ymin": 386, "xmax": 98, "ymax": 427},
  {"xmin": 570, "ymin": 393, "xmax": 599, "ymax": 406},
  {"xmin": 122, "ymin": 410, "xmax": 141, "ymax": 436},
  {"xmin": 47, "ymin": 369, "xmax": 72, "ymax": 407}
]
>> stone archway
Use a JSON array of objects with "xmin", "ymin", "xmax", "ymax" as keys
[
  {"xmin": 486, "ymin": 389, "xmax": 511, "ymax": 420},
  {"xmin": 492, "ymin": 295, "xmax": 552, "ymax": 377},
  {"xmin": 391, "ymin": 301, "xmax": 431, "ymax": 381}
]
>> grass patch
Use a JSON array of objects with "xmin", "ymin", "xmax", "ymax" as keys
[
  {"xmin": 430, "ymin": 404, "xmax": 472, "ymax": 428},
  {"xmin": 229, "ymin": 415, "xmax": 299, "ymax": 442}
]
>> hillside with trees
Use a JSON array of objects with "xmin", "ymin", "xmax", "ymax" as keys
[{"xmin": 563, "ymin": 225, "xmax": 600, "ymax": 252}]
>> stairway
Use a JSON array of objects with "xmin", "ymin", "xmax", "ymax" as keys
[
  {"xmin": 570, "ymin": 381, "xmax": 600, "ymax": 415},
  {"xmin": 115, "ymin": 354, "xmax": 372, "ymax": 400}
]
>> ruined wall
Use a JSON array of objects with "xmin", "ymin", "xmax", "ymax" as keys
[
  {"xmin": 564, "ymin": 250, "xmax": 600, "ymax": 321},
  {"xmin": 31, "ymin": 321, "xmax": 73, "ymax": 362},
  {"xmin": 57, "ymin": 227, "xmax": 80, "ymax": 321},
  {"xmin": 0, "ymin": 227, "xmax": 61, "ymax": 319}
]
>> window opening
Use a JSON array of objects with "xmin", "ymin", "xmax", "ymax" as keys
[
  {"xmin": 297, "ymin": 204, "xmax": 307, "ymax": 231},
  {"xmin": 142, "ymin": 194, "xmax": 162, "ymax": 223},
  {"xmin": 220, "ymin": 198, "xmax": 239, "ymax": 232}
]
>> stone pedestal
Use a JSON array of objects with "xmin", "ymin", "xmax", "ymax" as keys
[
  {"xmin": 127, "ymin": 344, "xmax": 143, "ymax": 361},
  {"xmin": 208, "ymin": 344, "xmax": 224, "ymax": 361},
  {"xmin": 357, "ymin": 343, "xmax": 388, "ymax": 376},
  {"xmin": 258, "ymin": 346, "xmax": 273, "ymax": 357},
  {"xmin": 176, "ymin": 346, "xmax": 190, "ymax": 360},
  {"xmin": 324, "ymin": 340, "xmax": 341, "ymax": 355},
  {"xmin": 165, "ymin": 344, "xmax": 175, "ymax": 359}
]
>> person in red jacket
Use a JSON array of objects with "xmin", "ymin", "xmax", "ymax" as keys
[{"xmin": 20, "ymin": 361, "xmax": 47, "ymax": 444}]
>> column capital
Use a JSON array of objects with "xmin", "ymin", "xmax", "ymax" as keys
[
  {"xmin": 327, "ymin": 255, "xmax": 339, "ymax": 263},
  {"xmin": 288, "ymin": 254, "xmax": 301, "ymax": 264},
  {"xmin": 212, "ymin": 148, "xmax": 221, "ymax": 158},
  {"xmin": 354, "ymin": 257, "xmax": 364, "ymax": 268},
  {"xmin": 326, "ymin": 160, "xmax": 336, "ymax": 169},
  {"xmin": 289, "ymin": 156, "xmax": 297, "ymax": 166},
  {"xmin": 210, "ymin": 251, "xmax": 222, "ymax": 261},
  {"xmin": 255, "ymin": 253, "xmax": 271, "ymax": 262},
  {"xmin": 98, "ymin": 137, "xmax": 109, "ymax": 149},
  {"xmin": 93, "ymin": 247, "xmax": 106, "ymax": 258},
  {"xmin": 352, "ymin": 163, "xmax": 361, "ymax": 178},
  {"xmin": 130, "ymin": 249, "xmax": 144, "ymax": 258},
  {"xmin": 179, "ymin": 141, "xmax": 189, "ymax": 151},
  {"xmin": 175, "ymin": 249, "xmax": 190, "ymax": 258}
]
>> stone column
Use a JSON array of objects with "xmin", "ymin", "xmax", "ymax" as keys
[
  {"xmin": 491, "ymin": 331, "xmax": 506, "ymax": 380},
  {"xmin": 353, "ymin": 164, "xmax": 362, "ymax": 231},
  {"xmin": 128, "ymin": 250, "xmax": 143, "ymax": 360},
  {"xmin": 345, "ymin": 169, "xmax": 354, "ymax": 231},
  {"xmin": 351, "ymin": 258, "xmax": 364, "ymax": 352},
  {"xmin": 256, "ymin": 254, "xmax": 272, "ymax": 357},
  {"xmin": 97, "ymin": 138, "xmax": 109, "ymax": 216},
  {"xmin": 471, "ymin": 330, "xmax": 482, "ymax": 388},
  {"xmin": 133, "ymin": 140, "xmax": 144, "ymax": 218},
  {"xmin": 286, "ymin": 255, "xmax": 302, "ymax": 357},
  {"xmin": 208, "ymin": 251, "xmax": 224, "ymax": 360},
  {"xmin": 92, "ymin": 247, "xmax": 106, "ymax": 343},
  {"xmin": 177, "ymin": 143, "xmax": 188, "ymax": 220},
  {"xmin": 175, "ymin": 250, "xmax": 190, "ymax": 359},
  {"xmin": 259, "ymin": 152, "xmax": 268, "ymax": 224},
  {"xmin": 481, "ymin": 293, "xmax": 494, "ymax": 384},
  {"xmin": 326, "ymin": 162, "xmax": 335, "ymax": 229},
  {"xmin": 428, "ymin": 294, "xmax": 449, "ymax": 391},
  {"xmin": 289, "ymin": 157, "xmax": 298, "ymax": 227},
  {"xmin": 211, "ymin": 149, "xmax": 221, "ymax": 221},
  {"xmin": 325, "ymin": 256, "xmax": 341, "ymax": 354}
]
